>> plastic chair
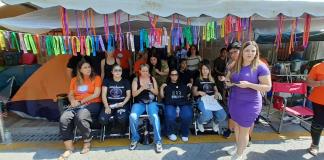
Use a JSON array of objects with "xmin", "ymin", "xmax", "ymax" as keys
[{"xmin": 266, "ymin": 82, "xmax": 313, "ymax": 133}]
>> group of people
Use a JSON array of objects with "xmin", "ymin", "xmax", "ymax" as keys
[{"xmin": 58, "ymin": 40, "xmax": 275, "ymax": 160}]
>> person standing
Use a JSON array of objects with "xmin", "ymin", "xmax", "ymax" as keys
[
  {"xmin": 225, "ymin": 41, "xmax": 271, "ymax": 160},
  {"xmin": 306, "ymin": 61, "xmax": 324, "ymax": 156}
]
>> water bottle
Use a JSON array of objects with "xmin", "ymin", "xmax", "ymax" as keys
[
  {"xmin": 3, "ymin": 129, "xmax": 12, "ymax": 144},
  {"xmin": 176, "ymin": 106, "xmax": 180, "ymax": 118}
]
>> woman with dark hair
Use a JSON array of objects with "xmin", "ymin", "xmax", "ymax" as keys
[
  {"xmin": 148, "ymin": 53, "xmax": 169, "ymax": 87},
  {"xmin": 129, "ymin": 64, "xmax": 163, "ymax": 153},
  {"xmin": 306, "ymin": 61, "xmax": 324, "ymax": 156},
  {"xmin": 178, "ymin": 59, "xmax": 194, "ymax": 85},
  {"xmin": 192, "ymin": 63, "xmax": 226, "ymax": 133},
  {"xmin": 225, "ymin": 41, "xmax": 271, "ymax": 159},
  {"xmin": 187, "ymin": 45, "xmax": 202, "ymax": 78},
  {"xmin": 59, "ymin": 59, "xmax": 102, "ymax": 159},
  {"xmin": 99, "ymin": 64, "xmax": 131, "ymax": 134},
  {"xmin": 160, "ymin": 69, "xmax": 193, "ymax": 142},
  {"xmin": 101, "ymin": 50, "xmax": 120, "ymax": 80}
]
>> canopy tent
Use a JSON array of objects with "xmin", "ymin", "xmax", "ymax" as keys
[{"xmin": 4, "ymin": 0, "xmax": 324, "ymax": 18}]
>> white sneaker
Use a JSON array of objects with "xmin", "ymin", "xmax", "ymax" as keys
[
  {"xmin": 181, "ymin": 137, "xmax": 189, "ymax": 142},
  {"xmin": 197, "ymin": 121, "xmax": 205, "ymax": 132},
  {"xmin": 231, "ymin": 153, "xmax": 243, "ymax": 160},
  {"xmin": 292, "ymin": 118, "xmax": 300, "ymax": 124},
  {"xmin": 212, "ymin": 121, "xmax": 219, "ymax": 133},
  {"xmin": 168, "ymin": 134, "xmax": 177, "ymax": 141},
  {"xmin": 226, "ymin": 146, "xmax": 237, "ymax": 156}
]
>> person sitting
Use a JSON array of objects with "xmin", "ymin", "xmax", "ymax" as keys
[
  {"xmin": 148, "ymin": 53, "xmax": 169, "ymax": 88},
  {"xmin": 59, "ymin": 59, "xmax": 102, "ymax": 160},
  {"xmin": 178, "ymin": 59, "xmax": 194, "ymax": 85},
  {"xmin": 99, "ymin": 64, "xmax": 131, "ymax": 134},
  {"xmin": 192, "ymin": 63, "xmax": 227, "ymax": 133},
  {"xmin": 160, "ymin": 69, "xmax": 193, "ymax": 142},
  {"xmin": 100, "ymin": 49, "xmax": 120, "ymax": 80},
  {"xmin": 129, "ymin": 64, "xmax": 163, "ymax": 153}
]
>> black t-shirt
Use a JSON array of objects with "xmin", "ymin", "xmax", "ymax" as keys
[
  {"xmin": 164, "ymin": 83, "xmax": 191, "ymax": 106},
  {"xmin": 179, "ymin": 69, "xmax": 193, "ymax": 85},
  {"xmin": 103, "ymin": 78, "xmax": 130, "ymax": 104},
  {"xmin": 67, "ymin": 52, "xmax": 105, "ymax": 77},
  {"xmin": 194, "ymin": 78, "xmax": 216, "ymax": 98},
  {"xmin": 213, "ymin": 57, "xmax": 226, "ymax": 76}
]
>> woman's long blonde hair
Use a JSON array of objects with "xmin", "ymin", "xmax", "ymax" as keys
[
  {"xmin": 232, "ymin": 41, "xmax": 260, "ymax": 74},
  {"xmin": 199, "ymin": 63, "xmax": 215, "ymax": 83}
]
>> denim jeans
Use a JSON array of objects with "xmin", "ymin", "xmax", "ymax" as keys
[
  {"xmin": 129, "ymin": 102, "xmax": 161, "ymax": 143},
  {"xmin": 197, "ymin": 99, "xmax": 227, "ymax": 124},
  {"xmin": 164, "ymin": 104, "xmax": 193, "ymax": 137}
]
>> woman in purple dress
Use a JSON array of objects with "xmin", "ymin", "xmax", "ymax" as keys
[{"xmin": 225, "ymin": 41, "xmax": 271, "ymax": 160}]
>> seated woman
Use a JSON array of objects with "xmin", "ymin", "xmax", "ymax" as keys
[
  {"xmin": 59, "ymin": 59, "xmax": 102, "ymax": 160},
  {"xmin": 192, "ymin": 63, "xmax": 227, "ymax": 133},
  {"xmin": 148, "ymin": 53, "xmax": 169, "ymax": 88},
  {"xmin": 160, "ymin": 69, "xmax": 193, "ymax": 142},
  {"xmin": 129, "ymin": 64, "xmax": 163, "ymax": 153},
  {"xmin": 99, "ymin": 64, "xmax": 131, "ymax": 134}
]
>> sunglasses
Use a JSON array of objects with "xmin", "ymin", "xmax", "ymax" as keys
[{"xmin": 113, "ymin": 69, "xmax": 122, "ymax": 72}]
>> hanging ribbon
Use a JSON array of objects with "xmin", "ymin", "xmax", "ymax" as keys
[
  {"xmin": 80, "ymin": 36, "xmax": 85, "ymax": 55},
  {"xmin": 236, "ymin": 17, "xmax": 242, "ymax": 41},
  {"xmin": 67, "ymin": 36, "xmax": 72, "ymax": 54},
  {"xmin": 289, "ymin": 18, "xmax": 297, "ymax": 54},
  {"xmin": 220, "ymin": 19, "xmax": 225, "ymax": 38},
  {"xmin": 84, "ymin": 11, "xmax": 90, "ymax": 36},
  {"xmin": 75, "ymin": 11, "xmax": 80, "ymax": 37},
  {"xmin": 104, "ymin": 14, "xmax": 109, "ymax": 42},
  {"xmin": 91, "ymin": 36, "xmax": 96, "ymax": 56},
  {"xmin": 34, "ymin": 35, "xmax": 41, "ymax": 54},
  {"xmin": 90, "ymin": 9, "xmax": 96, "ymax": 35},
  {"xmin": 24, "ymin": 33, "xmax": 38, "ymax": 54},
  {"xmin": 0, "ymin": 31, "xmax": 6, "ymax": 50},
  {"xmin": 85, "ymin": 36, "xmax": 92, "ymax": 56},
  {"xmin": 118, "ymin": 12, "xmax": 122, "ymax": 51},
  {"xmin": 45, "ymin": 36, "xmax": 53, "ymax": 56},
  {"xmin": 71, "ymin": 36, "xmax": 80, "ymax": 56},
  {"xmin": 52, "ymin": 36, "xmax": 60, "ymax": 55},
  {"xmin": 10, "ymin": 32, "xmax": 20, "ymax": 51},
  {"xmin": 275, "ymin": 14, "xmax": 284, "ymax": 51},
  {"xmin": 303, "ymin": 14, "xmax": 311, "ymax": 49},
  {"xmin": 107, "ymin": 34, "xmax": 115, "ymax": 52},
  {"xmin": 114, "ymin": 12, "xmax": 118, "ymax": 42},
  {"xmin": 98, "ymin": 35, "xmax": 106, "ymax": 52}
]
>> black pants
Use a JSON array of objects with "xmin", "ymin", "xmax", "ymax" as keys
[
  {"xmin": 59, "ymin": 103, "xmax": 102, "ymax": 141},
  {"xmin": 311, "ymin": 102, "xmax": 324, "ymax": 146},
  {"xmin": 98, "ymin": 105, "xmax": 130, "ymax": 133}
]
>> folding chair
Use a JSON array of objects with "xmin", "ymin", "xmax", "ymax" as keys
[{"xmin": 266, "ymin": 82, "xmax": 313, "ymax": 133}]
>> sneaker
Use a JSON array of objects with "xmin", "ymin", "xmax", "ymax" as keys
[
  {"xmin": 226, "ymin": 146, "xmax": 237, "ymax": 156},
  {"xmin": 292, "ymin": 118, "xmax": 301, "ymax": 124},
  {"xmin": 197, "ymin": 121, "xmax": 205, "ymax": 132},
  {"xmin": 212, "ymin": 121, "xmax": 220, "ymax": 133},
  {"xmin": 247, "ymin": 136, "xmax": 252, "ymax": 147},
  {"xmin": 181, "ymin": 137, "xmax": 189, "ymax": 142},
  {"xmin": 129, "ymin": 141, "xmax": 138, "ymax": 150},
  {"xmin": 307, "ymin": 144, "xmax": 319, "ymax": 156},
  {"xmin": 231, "ymin": 153, "xmax": 243, "ymax": 160},
  {"xmin": 155, "ymin": 143, "xmax": 163, "ymax": 153},
  {"xmin": 168, "ymin": 134, "xmax": 177, "ymax": 141},
  {"xmin": 223, "ymin": 129, "xmax": 232, "ymax": 139},
  {"xmin": 283, "ymin": 116, "xmax": 293, "ymax": 121}
]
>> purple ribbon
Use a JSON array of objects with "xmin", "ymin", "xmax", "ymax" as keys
[
  {"xmin": 98, "ymin": 35, "xmax": 105, "ymax": 51},
  {"xmin": 84, "ymin": 11, "xmax": 90, "ymax": 36},
  {"xmin": 75, "ymin": 11, "xmax": 80, "ymax": 37}
]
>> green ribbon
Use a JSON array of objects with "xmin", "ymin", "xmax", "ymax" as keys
[
  {"xmin": 46, "ymin": 36, "xmax": 53, "ymax": 56},
  {"xmin": 53, "ymin": 36, "xmax": 60, "ymax": 55},
  {"xmin": 58, "ymin": 36, "xmax": 66, "ymax": 54},
  {"xmin": 24, "ymin": 33, "xmax": 38, "ymax": 54},
  {"xmin": 10, "ymin": 32, "xmax": 20, "ymax": 52},
  {"xmin": 183, "ymin": 26, "xmax": 193, "ymax": 45}
]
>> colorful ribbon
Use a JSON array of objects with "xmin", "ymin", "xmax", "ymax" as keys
[
  {"xmin": 24, "ymin": 33, "xmax": 38, "ymax": 54},
  {"xmin": 303, "ymin": 14, "xmax": 311, "ymax": 49}
]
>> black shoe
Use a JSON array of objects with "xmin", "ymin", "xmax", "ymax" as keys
[{"xmin": 223, "ymin": 129, "xmax": 232, "ymax": 139}]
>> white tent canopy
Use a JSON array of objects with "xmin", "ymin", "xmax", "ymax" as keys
[{"xmin": 4, "ymin": 0, "xmax": 324, "ymax": 18}]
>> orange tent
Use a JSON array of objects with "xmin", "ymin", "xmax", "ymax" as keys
[{"xmin": 9, "ymin": 55, "xmax": 71, "ymax": 121}]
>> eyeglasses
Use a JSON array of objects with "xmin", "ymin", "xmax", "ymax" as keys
[{"xmin": 113, "ymin": 69, "xmax": 122, "ymax": 72}]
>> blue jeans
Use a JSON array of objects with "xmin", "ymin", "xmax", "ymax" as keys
[
  {"xmin": 129, "ymin": 102, "xmax": 161, "ymax": 143},
  {"xmin": 197, "ymin": 100, "xmax": 227, "ymax": 124},
  {"xmin": 164, "ymin": 104, "xmax": 193, "ymax": 137}
]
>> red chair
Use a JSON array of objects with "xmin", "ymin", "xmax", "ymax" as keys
[{"xmin": 266, "ymin": 82, "xmax": 313, "ymax": 133}]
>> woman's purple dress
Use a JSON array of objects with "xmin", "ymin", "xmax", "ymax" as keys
[{"xmin": 229, "ymin": 64, "xmax": 270, "ymax": 127}]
